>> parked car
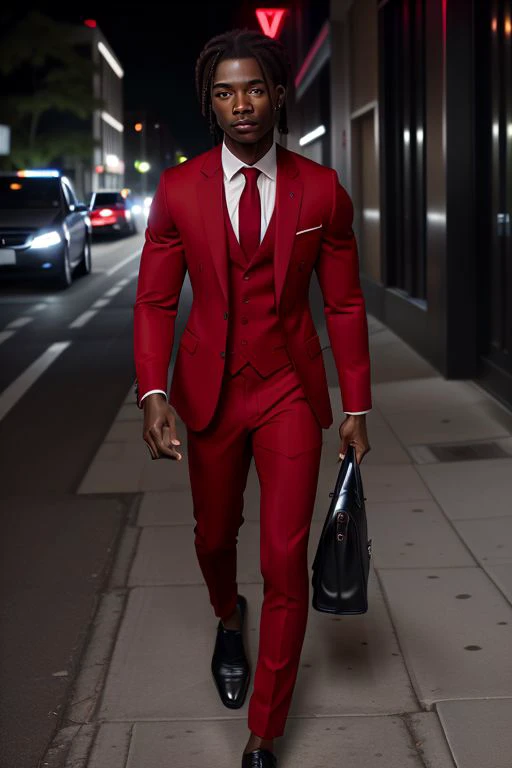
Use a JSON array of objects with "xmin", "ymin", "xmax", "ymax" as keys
[
  {"xmin": 88, "ymin": 189, "xmax": 139, "ymax": 236},
  {"xmin": 0, "ymin": 170, "xmax": 92, "ymax": 289}
]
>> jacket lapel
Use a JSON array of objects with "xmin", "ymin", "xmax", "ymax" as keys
[
  {"xmin": 274, "ymin": 144, "xmax": 302, "ymax": 311},
  {"xmin": 197, "ymin": 144, "xmax": 228, "ymax": 304}
]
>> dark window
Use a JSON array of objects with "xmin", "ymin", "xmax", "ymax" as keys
[
  {"xmin": 92, "ymin": 192, "xmax": 124, "ymax": 206},
  {"xmin": 379, "ymin": 0, "xmax": 426, "ymax": 300},
  {"xmin": 0, "ymin": 178, "xmax": 61, "ymax": 209},
  {"xmin": 62, "ymin": 181, "xmax": 78, "ymax": 207}
]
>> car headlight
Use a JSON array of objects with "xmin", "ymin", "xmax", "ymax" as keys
[{"xmin": 29, "ymin": 230, "xmax": 62, "ymax": 249}]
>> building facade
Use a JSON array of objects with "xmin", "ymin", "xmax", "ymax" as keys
[
  {"xmin": 287, "ymin": 0, "xmax": 512, "ymax": 411},
  {"xmin": 71, "ymin": 24, "xmax": 125, "ymax": 198}
]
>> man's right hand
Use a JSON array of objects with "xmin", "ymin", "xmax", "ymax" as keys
[{"xmin": 142, "ymin": 394, "xmax": 182, "ymax": 461}]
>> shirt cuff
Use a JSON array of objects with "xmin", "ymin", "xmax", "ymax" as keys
[
  {"xmin": 140, "ymin": 389, "xmax": 167, "ymax": 404},
  {"xmin": 344, "ymin": 409, "xmax": 371, "ymax": 415}
]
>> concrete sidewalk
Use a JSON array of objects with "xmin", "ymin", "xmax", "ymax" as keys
[{"xmin": 44, "ymin": 316, "xmax": 512, "ymax": 768}]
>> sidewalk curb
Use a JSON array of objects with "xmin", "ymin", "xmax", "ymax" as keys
[{"xmin": 38, "ymin": 494, "xmax": 142, "ymax": 768}]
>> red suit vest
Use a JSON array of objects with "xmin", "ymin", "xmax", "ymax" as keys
[{"xmin": 223, "ymin": 189, "xmax": 291, "ymax": 377}]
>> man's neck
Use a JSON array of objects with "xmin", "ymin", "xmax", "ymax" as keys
[{"xmin": 223, "ymin": 131, "xmax": 274, "ymax": 166}]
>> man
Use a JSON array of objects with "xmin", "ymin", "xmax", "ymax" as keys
[{"xmin": 133, "ymin": 28, "xmax": 372, "ymax": 768}]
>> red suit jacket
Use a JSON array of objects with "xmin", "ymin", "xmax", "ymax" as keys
[{"xmin": 133, "ymin": 143, "xmax": 372, "ymax": 432}]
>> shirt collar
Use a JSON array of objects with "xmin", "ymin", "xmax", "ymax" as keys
[{"xmin": 221, "ymin": 138, "xmax": 277, "ymax": 182}]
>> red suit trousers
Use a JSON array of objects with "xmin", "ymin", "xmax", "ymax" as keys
[{"xmin": 186, "ymin": 360, "xmax": 323, "ymax": 739}]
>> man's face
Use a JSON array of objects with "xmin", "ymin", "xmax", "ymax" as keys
[{"xmin": 211, "ymin": 57, "xmax": 284, "ymax": 145}]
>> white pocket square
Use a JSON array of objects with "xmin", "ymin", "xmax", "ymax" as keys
[{"xmin": 295, "ymin": 224, "xmax": 322, "ymax": 236}]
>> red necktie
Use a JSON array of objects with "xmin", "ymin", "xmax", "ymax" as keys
[{"xmin": 238, "ymin": 167, "xmax": 261, "ymax": 261}]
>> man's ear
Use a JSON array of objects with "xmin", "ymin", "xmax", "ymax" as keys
[{"xmin": 275, "ymin": 84, "xmax": 286, "ymax": 109}]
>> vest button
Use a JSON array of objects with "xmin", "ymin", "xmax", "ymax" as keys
[
  {"xmin": 243, "ymin": 298, "xmax": 249, "ymax": 304},
  {"xmin": 241, "ymin": 317, "xmax": 248, "ymax": 324},
  {"xmin": 243, "ymin": 275, "xmax": 250, "ymax": 280},
  {"xmin": 241, "ymin": 339, "xmax": 248, "ymax": 345}
]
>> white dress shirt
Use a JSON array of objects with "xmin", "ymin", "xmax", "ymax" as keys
[{"xmin": 140, "ymin": 139, "xmax": 370, "ymax": 415}]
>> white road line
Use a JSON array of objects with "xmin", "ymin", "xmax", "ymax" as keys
[
  {"xmin": 0, "ymin": 331, "xmax": 15, "ymax": 346},
  {"xmin": 104, "ymin": 286, "xmax": 123, "ymax": 297},
  {"xmin": 67, "ymin": 251, "xmax": 138, "ymax": 329},
  {"xmin": 92, "ymin": 237, "xmax": 143, "ymax": 258},
  {"xmin": 0, "ymin": 341, "xmax": 71, "ymax": 422},
  {"xmin": 129, "ymin": 269, "xmax": 139, "ymax": 279},
  {"xmin": 6, "ymin": 316, "xmax": 33, "ymax": 330},
  {"xmin": 69, "ymin": 310, "xmax": 99, "ymax": 329},
  {"xmin": 92, "ymin": 298, "xmax": 111, "ymax": 309},
  {"xmin": 31, "ymin": 303, "xmax": 48, "ymax": 312},
  {"xmin": 105, "ymin": 250, "xmax": 140, "ymax": 277}
]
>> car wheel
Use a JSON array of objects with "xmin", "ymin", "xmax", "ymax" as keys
[
  {"xmin": 56, "ymin": 244, "xmax": 73, "ymax": 289},
  {"xmin": 76, "ymin": 235, "xmax": 92, "ymax": 277}
]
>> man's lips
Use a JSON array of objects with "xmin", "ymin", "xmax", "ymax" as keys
[{"xmin": 232, "ymin": 119, "xmax": 258, "ymax": 127}]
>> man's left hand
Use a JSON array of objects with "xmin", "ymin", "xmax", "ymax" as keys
[{"xmin": 338, "ymin": 414, "xmax": 371, "ymax": 465}]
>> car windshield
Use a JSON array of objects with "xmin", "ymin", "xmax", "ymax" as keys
[
  {"xmin": 93, "ymin": 192, "xmax": 123, "ymax": 206},
  {"xmin": 0, "ymin": 178, "xmax": 61, "ymax": 209}
]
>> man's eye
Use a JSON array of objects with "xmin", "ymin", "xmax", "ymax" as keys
[
  {"xmin": 215, "ymin": 91, "xmax": 231, "ymax": 99},
  {"xmin": 250, "ymin": 88, "xmax": 263, "ymax": 95}
]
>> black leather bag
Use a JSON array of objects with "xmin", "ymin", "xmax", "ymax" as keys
[{"xmin": 311, "ymin": 444, "xmax": 372, "ymax": 614}]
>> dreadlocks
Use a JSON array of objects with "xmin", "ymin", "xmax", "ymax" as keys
[{"xmin": 195, "ymin": 28, "xmax": 291, "ymax": 145}]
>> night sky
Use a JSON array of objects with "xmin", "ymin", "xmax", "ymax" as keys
[{"xmin": 38, "ymin": 2, "xmax": 261, "ymax": 157}]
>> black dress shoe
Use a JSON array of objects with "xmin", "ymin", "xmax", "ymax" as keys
[
  {"xmin": 241, "ymin": 748, "xmax": 277, "ymax": 768},
  {"xmin": 211, "ymin": 594, "xmax": 250, "ymax": 708}
]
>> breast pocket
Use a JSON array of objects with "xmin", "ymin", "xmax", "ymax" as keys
[
  {"xmin": 293, "ymin": 225, "xmax": 322, "ymax": 271},
  {"xmin": 295, "ymin": 224, "xmax": 322, "ymax": 237}
]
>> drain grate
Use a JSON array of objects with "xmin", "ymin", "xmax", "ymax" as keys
[{"xmin": 428, "ymin": 442, "xmax": 510, "ymax": 462}]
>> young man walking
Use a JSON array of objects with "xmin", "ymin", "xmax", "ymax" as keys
[{"xmin": 134, "ymin": 28, "xmax": 372, "ymax": 768}]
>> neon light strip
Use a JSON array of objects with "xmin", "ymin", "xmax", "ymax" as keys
[
  {"xmin": 295, "ymin": 21, "xmax": 329, "ymax": 89},
  {"xmin": 98, "ymin": 42, "xmax": 124, "ymax": 78},
  {"xmin": 299, "ymin": 124, "xmax": 326, "ymax": 146},
  {"xmin": 101, "ymin": 111, "xmax": 124, "ymax": 132}
]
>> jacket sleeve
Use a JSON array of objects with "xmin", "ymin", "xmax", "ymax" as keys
[
  {"xmin": 133, "ymin": 169, "xmax": 187, "ymax": 406},
  {"xmin": 314, "ymin": 169, "xmax": 372, "ymax": 414}
]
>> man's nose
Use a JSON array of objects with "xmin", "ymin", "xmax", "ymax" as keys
[{"xmin": 233, "ymin": 95, "xmax": 253, "ymax": 114}]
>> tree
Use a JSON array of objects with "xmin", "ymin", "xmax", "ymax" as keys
[{"xmin": 0, "ymin": 10, "xmax": 104, "ymax": 168}]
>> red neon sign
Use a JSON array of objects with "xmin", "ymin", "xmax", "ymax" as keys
[
  {"xmin": 84, "ymin": 19, "xmax": 97, "ymax": 28},
  {"xmin": 256, "ymin": 8, "xmax": 287, "ymax": 39}
]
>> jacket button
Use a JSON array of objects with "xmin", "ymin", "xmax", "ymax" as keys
[
  {"xmin": 220, "ymin": 351, "xmax": 225, "ymax": 358},
  {"xmin": 224, "ymin": 312, "xmax": 229, "ymax": 319},
  {"xmin": 241, "ymin": 317, "xmax": 248, "ymax": 324},
  {"xmin": 241, "ymin": 339, "xmax": 248, "ymax": 345},
  {"xmin": 243, "ymin": 275, "xmax": 250, "ymax": 280}
]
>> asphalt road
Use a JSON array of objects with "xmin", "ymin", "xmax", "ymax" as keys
[{"xmin": 0, "ymin": 226, "xmax": 149, "ymax": 768}]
